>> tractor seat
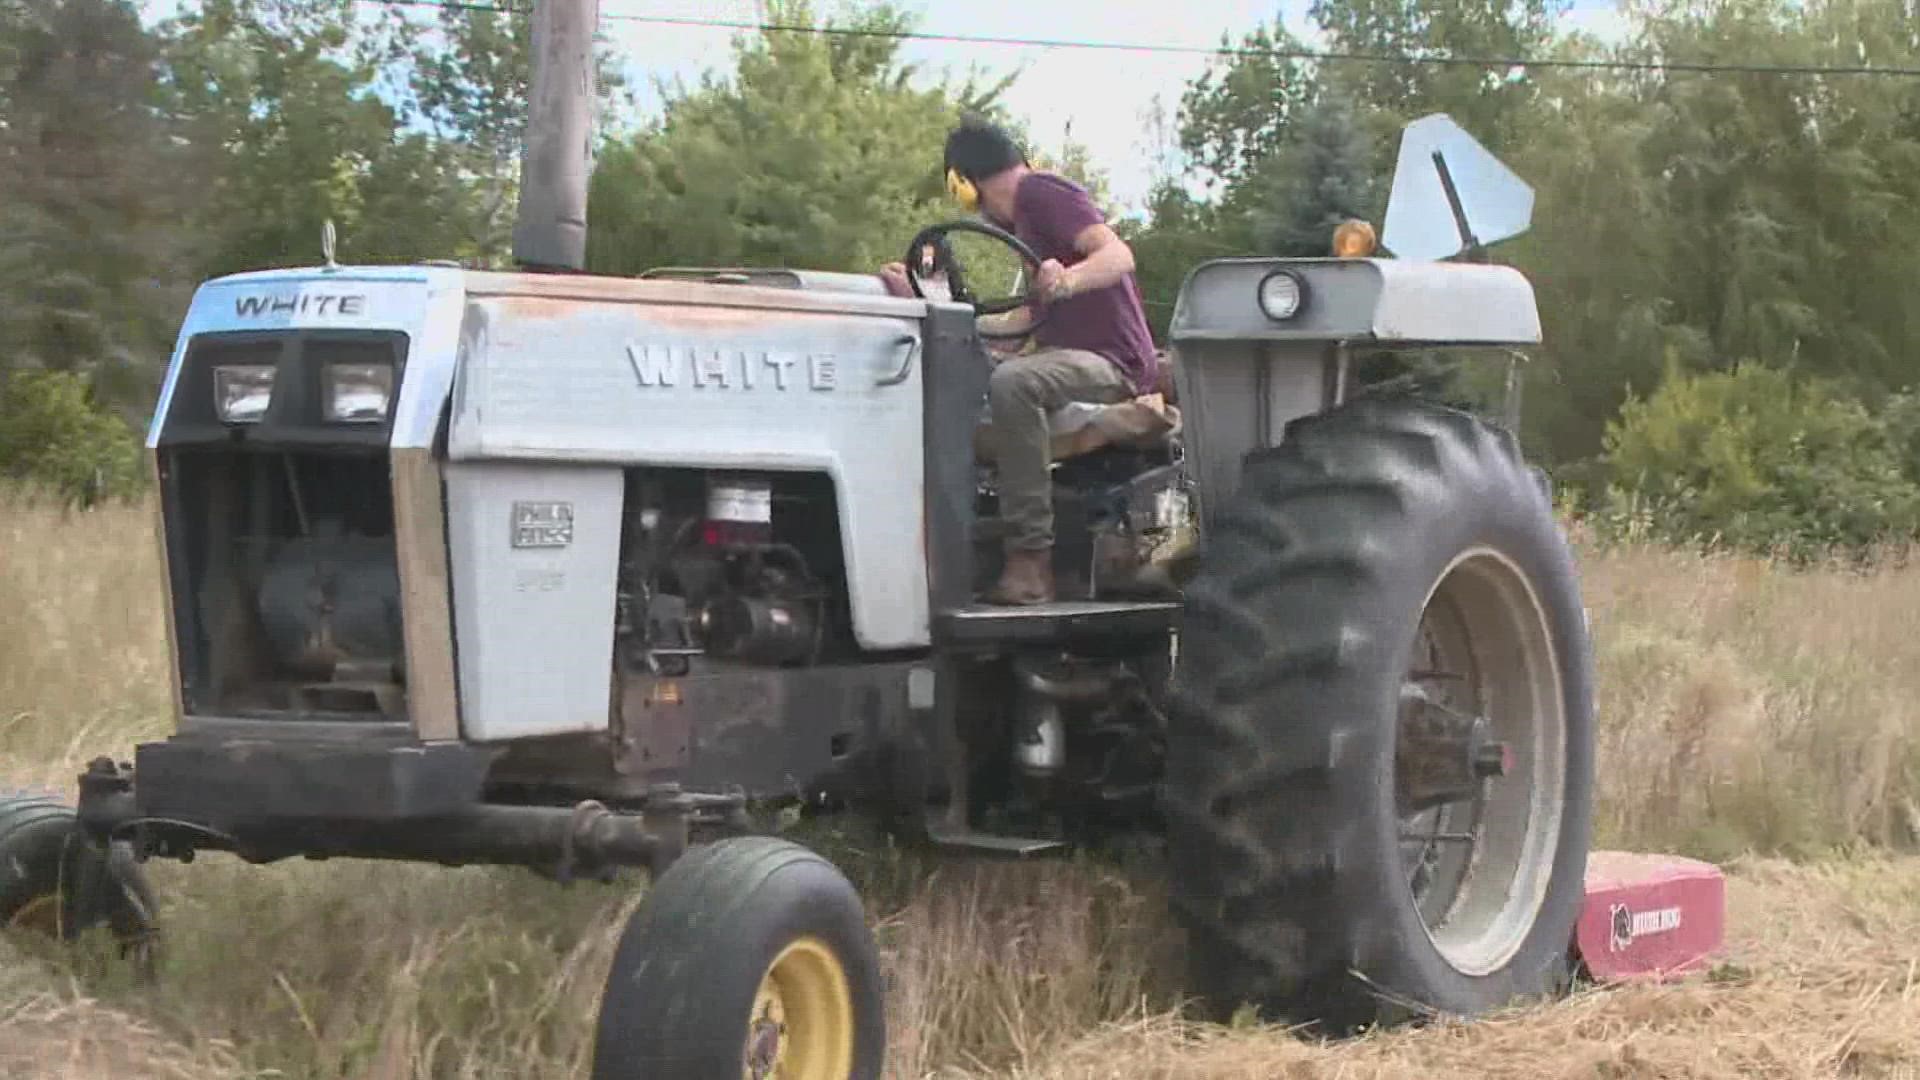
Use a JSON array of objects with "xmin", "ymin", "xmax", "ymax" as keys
[{"xmin": 974, "ymin": 394, "xmax": 1181, "ymax": 464}]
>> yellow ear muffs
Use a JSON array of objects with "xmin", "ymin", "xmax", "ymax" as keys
[{"xmin": 946, "ymin": 167, "xmax": 980, "ymax": 212}]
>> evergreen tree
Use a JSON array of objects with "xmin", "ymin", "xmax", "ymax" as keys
[
  {"xmin": 1233, "ymin": 88, "xmax": 1378, "ymax": 257},
  {"xmin": 0, "ymin": 0, "xmax": 186, "ymax": 413}
]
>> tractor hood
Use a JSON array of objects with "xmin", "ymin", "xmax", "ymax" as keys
[
  {"xmin": 439, "ymin": 270, "xmax": 940, "ymax": 657},
  {"xmin": 147, "ymin": 265, "xmax": 462, "ymax": 454}
]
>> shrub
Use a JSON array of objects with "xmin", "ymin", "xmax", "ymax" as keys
[
  {"xmin": 1600, "ymin": 362, "xmax": 1920, "ymax": 557},
  {"xmin": 0, "ymin": 369, "xmax": 145, "ymax": 507}
]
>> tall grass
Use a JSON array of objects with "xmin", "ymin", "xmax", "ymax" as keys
[
  {"xmin": 0, "ymin": 487, "xmax": 173, "ymax": 791},
  {"xmin": 1576, "ymin": 529, "xmax": 1920, "ymax": 858},
  {"xmin": 10, "ymin": 490, "xmax": 1916, "ymax": 855},
  {"xmin": 4, "ymin": 489, "xmax": 1920, "ymax": 1077}
]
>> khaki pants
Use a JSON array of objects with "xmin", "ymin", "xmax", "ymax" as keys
[{"xmin": 987, "ymin": 348, "xmax": 1131, "ymax": 551}]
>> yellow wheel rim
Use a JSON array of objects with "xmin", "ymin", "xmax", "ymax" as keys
[
  {"xmin": 5, "ymin": 894, "xmax": 59, "ymax": 936},
  {"xmin": 743, "ymin": 936, "xmax": 855, "ymax": 1080}
]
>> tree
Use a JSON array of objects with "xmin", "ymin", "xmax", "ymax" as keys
[
  {"xmin": 585, "ymin": 1, "xmax": 1008, "ymax": 276},
  {"xmin": 157, "ymin": 0, "xmax": 511, "ymax": 276},
  {"xmin": 1118, "ymin": 181, "xmax": 1254, "ymax": 343},
  {"xmin": 1228, "ymin": 86, "xmax": 1378, "ymax": 256},
  {"xmin": 1031, "ymin": 131, "xmax": 1117, "ymax": 219},
  {"xmin": 1177, "ymin": 20, "xmax": 1318, "ymax": 191},
  {"xmin": 0, "ymin": 0, "xmax": 188, "ymax": 413},
  {"xmin": 1308, "ymin": 0, "xmax": 1565, "ymax": 161},
  {"xmin": 378, "ymin": 1, "xmax": 629, "ymax": 264},
  {"xmin": 1602, "ymin": 361, "xmax": 1920, "ymax": 556},
  {"xmin": 0, "ymin": 368, "xmax": 144, "ymax": 505},
  {"xmin": 1497, "ymin": 39, "xmax": 1707, "ymax": 465}
]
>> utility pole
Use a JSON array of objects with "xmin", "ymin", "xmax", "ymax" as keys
[{"xmin": 512, "ymin": 0, "xmax": 602, "ymax": 272}]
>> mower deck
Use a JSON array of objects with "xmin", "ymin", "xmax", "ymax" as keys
[{"xmin": 1574, "ymin": 850, "xmax": 1726, "ymax": 982}]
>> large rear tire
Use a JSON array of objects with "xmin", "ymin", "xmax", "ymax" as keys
[
  {"xmin": 591, "ymin": 836, "xmax": 886, "ymax": 1080},
  {"xmin": 1164, "ymin": 397, "xmax": 1594, "ymax": 1031}
]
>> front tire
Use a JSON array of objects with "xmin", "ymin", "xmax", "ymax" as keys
[
  {"xmin": 1164, "ymin": 397, "xmax": 1594, "ymax": 1030},
  {"xmin": 0, "ymin": 792, "xmax": 159, "ymax": 975},
  {"xmin": 591, "ymin": 836, "xmax": 886, "ymax": 1080}
]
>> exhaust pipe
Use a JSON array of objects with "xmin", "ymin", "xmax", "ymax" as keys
[{"xmin": 512, "ymin": 0, "xmax": 602, "ymax": 272}]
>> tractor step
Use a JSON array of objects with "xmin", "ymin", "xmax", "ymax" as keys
[
  {"xmin": 935, "ymin": 600, "xmax": 1180, "ymax": 647},
  {"xmin": 926, "ymin": 823, "xmax": 1069, "ymax": 858}
]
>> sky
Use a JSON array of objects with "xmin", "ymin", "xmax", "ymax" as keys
[{"xmin": 137, "ymin": 0, "xmax": 1634, "ymax": 217}]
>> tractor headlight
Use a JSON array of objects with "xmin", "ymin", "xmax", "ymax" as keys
[
  {"xmin": 322, "ymin": 361, "xmax": 394, "ymax": 423},
  {"xmin": 213, "ymin": 364, "xmax": 276, "ymax": 424},
  {"xmin": 1257, "ymin": 270, "xmax": 1306, "ymax": 321}
]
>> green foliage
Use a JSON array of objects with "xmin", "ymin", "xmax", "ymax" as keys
[
  {"xmin": 1229, "ymin": 88, "xmax": 1378, "ymax": 257},
  {"xmin": 0, "ymin": 0, "xmax": 188, "ymax": 411},
  {"xmin": 378, "ymin": 0, "xmax": 629, "ymax": 264},
  {"xmin": 1119, "ymin": 183, "xmax": 1253, "ymax": 344},
  {"xmin": 1115, "ymin": 0, "xmax": 1920, "ymax": 498},
  {"xmin": 585, "ymin": 1, "xmax": 997, "ymax": 277},
  {"xmin": 11, "ymin": 0, "xmax": 1920, "ymax": 548},
  {"xmin": 1600, "ymin": 363, "xmax": 1920, "ymax": 557},
  {"xmin": 157, "ymin": 0, "xmax": 458, "ymax": 273},
  {"xmin": 1307, "ymin": 0, "xmax": 1564, "ymax": 159},
  {"xmin": 1177, "ymin": 21, "xmax": 1318, "ymax": 189},
  {"xmin": 0, "ymin": 369, "xmax": 144, "ymax": 505}
]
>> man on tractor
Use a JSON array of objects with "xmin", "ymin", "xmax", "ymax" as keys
[{"xmin": 879, "ymin": 117, "xmax": 1160, "ymax": 605}]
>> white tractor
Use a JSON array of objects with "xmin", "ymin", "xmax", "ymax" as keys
[{"xmin": 3, "ymin": 21, "xmax": 1677, "ymax": 1071}]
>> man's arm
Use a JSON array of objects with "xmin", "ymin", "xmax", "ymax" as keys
[
  {"xmin": 877, "ymin": 262, "xmax": 913, "ymax": 298},
  {"xmin": 1037, "ymin": 223, "xmax": 1136, "ymax": 302},
  {"xmin": 979, "ymin": 307, "xmax": 1037, "ymax": 335}
]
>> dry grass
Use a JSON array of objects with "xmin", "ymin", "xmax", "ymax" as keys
[
  {"xmin": 6, "ymin": 852, "xmax": 1919, "ymax": 1079},
  {"xmin": 1576, "ymin": 533, "xmax": 1920, "ymax": 858},
  {"xmin": 4, "ymin": 490, "xmax": 1920, "ymax": 1078},
  {"xmin": 0, "ymin": 489, "xmax": 174, "ymax": 793}
]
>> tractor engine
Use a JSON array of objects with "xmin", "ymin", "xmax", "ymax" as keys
[{"xmin": 614, "ymin": 469, "xmax": 846, "ymax": 676}]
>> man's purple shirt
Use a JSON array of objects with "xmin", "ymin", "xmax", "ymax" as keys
[{"xmin": 1011, "ymin": 172, "xmax": 1159, "ymax": 396}]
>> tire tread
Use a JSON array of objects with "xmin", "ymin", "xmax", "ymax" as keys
[{"xmin": 1166, "ymin": 396, "xmax": 1590, "ymax": 1029}]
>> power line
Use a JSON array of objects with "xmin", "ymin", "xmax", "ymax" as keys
[{"xmin": 359, "ymin": 0, "xmax": 1920, "ymax": 79}]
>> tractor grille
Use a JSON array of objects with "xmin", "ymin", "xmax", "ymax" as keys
[{"xmin": 156, "ymin": 330, "xmax": 411, "ymax": 722}]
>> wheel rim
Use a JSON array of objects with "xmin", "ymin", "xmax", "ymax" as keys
[
  {"xmin": 1397, "ymin": 546, "xmax": 1566, "ymax": 978},
  {"xmin": 743, "ymin": 936, "xmax": 855, "ymax": 1080},
  {"xmin": 5, "ymin": 894, "xmax": 59, "ymax": 936}
]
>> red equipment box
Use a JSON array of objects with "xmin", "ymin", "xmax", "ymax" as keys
[{"xmin": 1574, "ymin": 850, "xmax": 1726, "ymax": 982}]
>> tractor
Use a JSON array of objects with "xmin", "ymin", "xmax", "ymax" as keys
[{"xmin": 4, "ymin": 103, "xmax": 1724, "ymax": 1078}]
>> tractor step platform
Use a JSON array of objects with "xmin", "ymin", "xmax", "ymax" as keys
[
  {"xmin": 1574, "ymin": 850, "xmax": 1726, "ymax": 982},
  {"xmin": 935, "ymin": 600, "xmax": 1180, "ymax": 647},
  {"xmin": 926, "ymin": 823, "xmax": 1069, "ymax": 858}
]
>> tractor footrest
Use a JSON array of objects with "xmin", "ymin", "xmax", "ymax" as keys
[
  {"xmin": 926, "ymin": 824, "xmax": 1069, "ymax": 858},
  {"xmin": 935, "ymin": 600, "xmax": 1180, "ymax": 647}
]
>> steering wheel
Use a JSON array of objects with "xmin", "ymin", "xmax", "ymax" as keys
[{"xmin": 903, "ymin": 220, "xmax": 1051, "ymax": 341}]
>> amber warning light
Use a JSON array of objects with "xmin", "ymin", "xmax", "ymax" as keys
[{"xmin": 1332, "ymin": 219, "xmax": 1378, "ymax": 258}]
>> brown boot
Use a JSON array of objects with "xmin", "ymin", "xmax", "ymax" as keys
[{"xmin": 986, "ymin": 547, "xmax": 1055, "ymax": 606}]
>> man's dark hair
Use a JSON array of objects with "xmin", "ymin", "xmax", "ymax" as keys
[{"xmin": 944, "ymin": 116, "xmax": 1027, "ymax": 183}]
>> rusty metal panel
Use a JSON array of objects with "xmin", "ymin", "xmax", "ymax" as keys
[
  {"xmin": 460, "ymin": 269, "xmax": 930, "ymax": 320},
  {"xmin": 390, "ymin": 448, "xmax": 460, "ymax": 741},
  {"xmin": 446, "ymin": 288, "xmax": 932, "ymax": 651},
  {"xmin": 616, "ymin": 664, "xmax": 919, "ymax": 800},
  {"xmin": 149, "ymin": 450, "xmax": 186, "ymax": 729}
]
